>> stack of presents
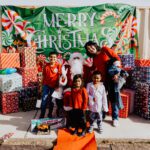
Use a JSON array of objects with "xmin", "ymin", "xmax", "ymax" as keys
[
  {"xmin": 109, "ymin": 54, "xmax": 150, "ymax": 120},
  {"xmin": 0, "ymin": 49, "xmax": 150, "ymax": 132},
  {"xmin": 0, "ymin": 47, "xmax": 38, "ymax": 114},
  {"xmin": 0, "ymin": 47, "xmax": 65, "ymax": 133}
]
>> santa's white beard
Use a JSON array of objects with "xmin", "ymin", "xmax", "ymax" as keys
[{"xmin": 70, "ymin": 59, "xmax": 83, "ymax": 79}]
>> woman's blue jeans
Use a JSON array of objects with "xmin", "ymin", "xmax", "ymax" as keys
[{"xmin": 111, "ymin": 102, "xmax": 119, "ymax": 120}]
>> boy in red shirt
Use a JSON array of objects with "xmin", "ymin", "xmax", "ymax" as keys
[{"xmin": 39, "ymin": 52, "xmax": 62, "ymax": 118}]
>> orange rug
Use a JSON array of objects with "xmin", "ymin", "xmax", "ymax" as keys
[{"xmin": 53, "ymin": 129, "xmax": 97, "ymax": 150}]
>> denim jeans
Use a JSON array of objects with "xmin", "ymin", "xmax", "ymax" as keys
[
  {"xmin": 89, "ymin": 111, "xmax": 102, "ymax": 128},
  {"xmin": 111, "ymin": 102, "xmax": 119, "ymax": 120},
  {"xmin": 40, "ymin": 85, "xmax": 55, "ymax": 118}
]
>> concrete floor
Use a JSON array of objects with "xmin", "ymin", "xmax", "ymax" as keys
[{"xmin": 0, "ymin": 109, "xmax": 150, "ymax": 140}]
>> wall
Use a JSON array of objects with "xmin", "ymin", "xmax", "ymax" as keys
[{"xmin": 137, "ymin": 8, "xmax": 150, "ymax": 59}]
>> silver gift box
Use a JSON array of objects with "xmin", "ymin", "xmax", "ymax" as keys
[{"xmin": 0, "ymin": 73, "xmax": 23, "ymax": 93}]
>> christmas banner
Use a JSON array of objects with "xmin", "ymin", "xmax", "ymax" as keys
[{"xmin": 1, "ymin": 4, "xmax": 138, "ymax": 58}]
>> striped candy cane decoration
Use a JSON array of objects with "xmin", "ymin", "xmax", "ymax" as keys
[
  {"xmin": 100, "ymin": 10, "xmax": 119, "ymax": 24},
  {"xmin": 131, "ymin": 17, "xmax": 137, "ymax": 37}
]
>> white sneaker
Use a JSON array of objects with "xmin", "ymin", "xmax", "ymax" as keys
[{"xmin": 113, "ymin": 120, "xmax": 119, "ymax": 127}]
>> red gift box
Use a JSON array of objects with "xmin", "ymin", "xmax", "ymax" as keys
[
  {"xmin": 0, "ymin": 53, "xmax": 20, "ymax": 69},
  {"xmin": 135, "ymin": 59, "xmax": 150, "ymax": 67},
  {"xmin": 18, "ymin": 67, "xmax": 38, "ymax": 87},
  {"xmin": 0, "ymin": 92, "xmax": 19, "ymax": 114},
  {"xmin": 19, "ymin": 47, "xmax": 37, "ymax": 68},
  {"xmin": 108, "ymin": 93, "xmax": 129, "ymax": 118},
  {"xmin": 121, "ymin": 89, "xmax": 135, "ymax": 114}
]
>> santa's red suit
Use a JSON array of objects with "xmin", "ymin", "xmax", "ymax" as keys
[{"xmin": 59, "ymin": 52, "xmax": 92, "ymax": 111}]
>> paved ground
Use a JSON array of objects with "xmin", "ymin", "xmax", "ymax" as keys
[
  {"xmin": 0, "ymin": 109, "xmax": 150, "ymax": 139},
  {"xmin": 0, "ymin": 109, "xmax": 150, "ymax": 149}
]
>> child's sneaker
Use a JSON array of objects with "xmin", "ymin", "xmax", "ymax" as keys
[
  {"xmin": 71, "ymin": 129, "xmax": 78, "ymax": 135},
  {"xmin": 113, "ymin": 119, "xmax": 119, "ymax": 127},
  {"xmin": 78, "ymin": 131, "xmax": 86, "ymax": 137},
  {"xmin": 88, "ymin": 126, "xmax": 93, "ymax": 133}
]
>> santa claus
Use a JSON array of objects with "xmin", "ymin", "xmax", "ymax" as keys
[
  {"xmin": 52, "ymin": 52, "xmax": 85, "ymax": 99},
  {"xmin": 60, "ymin": 52, "xmax": 93, "ymax": 88},
  {"xmin": 59, "ymin": 52, "xmax": 91, "ymax": 111},
  {"xmin": 51, "ymin": 52, "xmax": 92, "ymax": 126}
]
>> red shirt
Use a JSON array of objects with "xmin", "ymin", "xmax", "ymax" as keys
[
  {"xmin": 93, "ymin": 46, "xmax": 120, "ymax": 81},
  {"xmin": 42, "ymin": 62, "xmax": 62, "ymax": 88},
  {"xmin": 63, "ymin": 88, "xmax": 88, "ymax": 110},
  {"xmin": 71, "ymin": 87, "xmax": 88, "ymax": 110}
]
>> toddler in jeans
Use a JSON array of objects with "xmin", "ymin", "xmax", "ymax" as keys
[{"xmin": 86, "ymin": 71, "xmax": 108, "ymax": 133}]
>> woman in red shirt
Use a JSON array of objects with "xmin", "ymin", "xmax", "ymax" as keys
[{"xmin": 84, "ymin": 41, "xmax": 121, "ymax": 127}]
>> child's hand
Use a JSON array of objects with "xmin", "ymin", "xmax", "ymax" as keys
[
  {"xmin": 113, "ymin": 74, "xmax": 119, "ymax": 82},
  {"xmin": 62, "ymin": 66, "xmax": 68, "ymax": 78}
]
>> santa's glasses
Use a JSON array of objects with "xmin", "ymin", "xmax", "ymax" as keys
[{"xmin": 73, "ymin": 57, "xmax": 80, "ymax": 59}]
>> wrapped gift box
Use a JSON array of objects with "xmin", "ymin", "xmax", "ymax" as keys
[
  {"xmin": 18, "ymin": 67, "xmax": 38, "ymax": 87},
  {"xmin": 134, "ymin": 81, "xmax": 150, "ymax": 116},
  {"xmin": 143, "ymin": 67, "xmax": 150, "ymax": 84},
  {"xmin": 135, "ymin": 59, "xmax": 150, "ymax": 67},
  {"xmin": 118, "ymin": 54, "xmax": 135, "ymax": 69},
  {"xmin": 142, "ymin": 112, "xmax": 150, "ymax": 120},
  {"xmin": 109, "ymin": 93, "xmax": 129, "ymax": 118},
  {"xmin": 22, "ymin": 97, "xmax": 37, "ymax": 111},
  {"xmin": 0, "ymin": 53, "xmax": 20, "ymax": 69},
  {"xmin": 131, "ymin": 67, "xmax": 150, "ymax": 84},
  {"xmin": 0, "ymin": 73, "xmax": 22, "ymax": 93},
  {"xmin": 0, "ymin": 92, "xmax": 19, "ymax": 114},
  {"xmin": 122, "ymin": 89, "xmax": 135, "ymax": 114},
  {"xmin": 18, "ymin": 86, "xmax": 38, "ymax": 99},
  {"xmin": 18, "ymin": 86, "xmax": 38, "ymax": 108},
  {"xmin": 19, "ymin": 47, "xmax": 36, "ymax": 68}
]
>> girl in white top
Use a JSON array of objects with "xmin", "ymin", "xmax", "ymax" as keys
[{"xmin": 86, "ymin": 70, "xmax": 108, "ymax": 133}]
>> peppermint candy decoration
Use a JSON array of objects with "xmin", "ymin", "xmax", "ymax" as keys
[
  {"xmin": 20, "ymin": 21, "xmax": 35, "ymax": 40},
  {"xmin": 2, "ymin": 9, "xmax": 23, "ymax": 33},
  {"xmin": 2, "ymin": 9, "xmax": 35, "ymax": 41},
  {"xmin": 57, "ymin": 54, "xmax": 65, "ymax": 64},
  {"xmin": 23, "ymin": 21, "xmax": 35, "ymax": 34},
  {"xmin": 84, "ymin": 57, "xmax": 93, "ymax": 67},
  {"xmin": 2, "ymin": 31, "xmax": 13, "ymax": 46},
  {"xmin": 37, "ymin": 54, "xmax": 46, "ymax": 62}
]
